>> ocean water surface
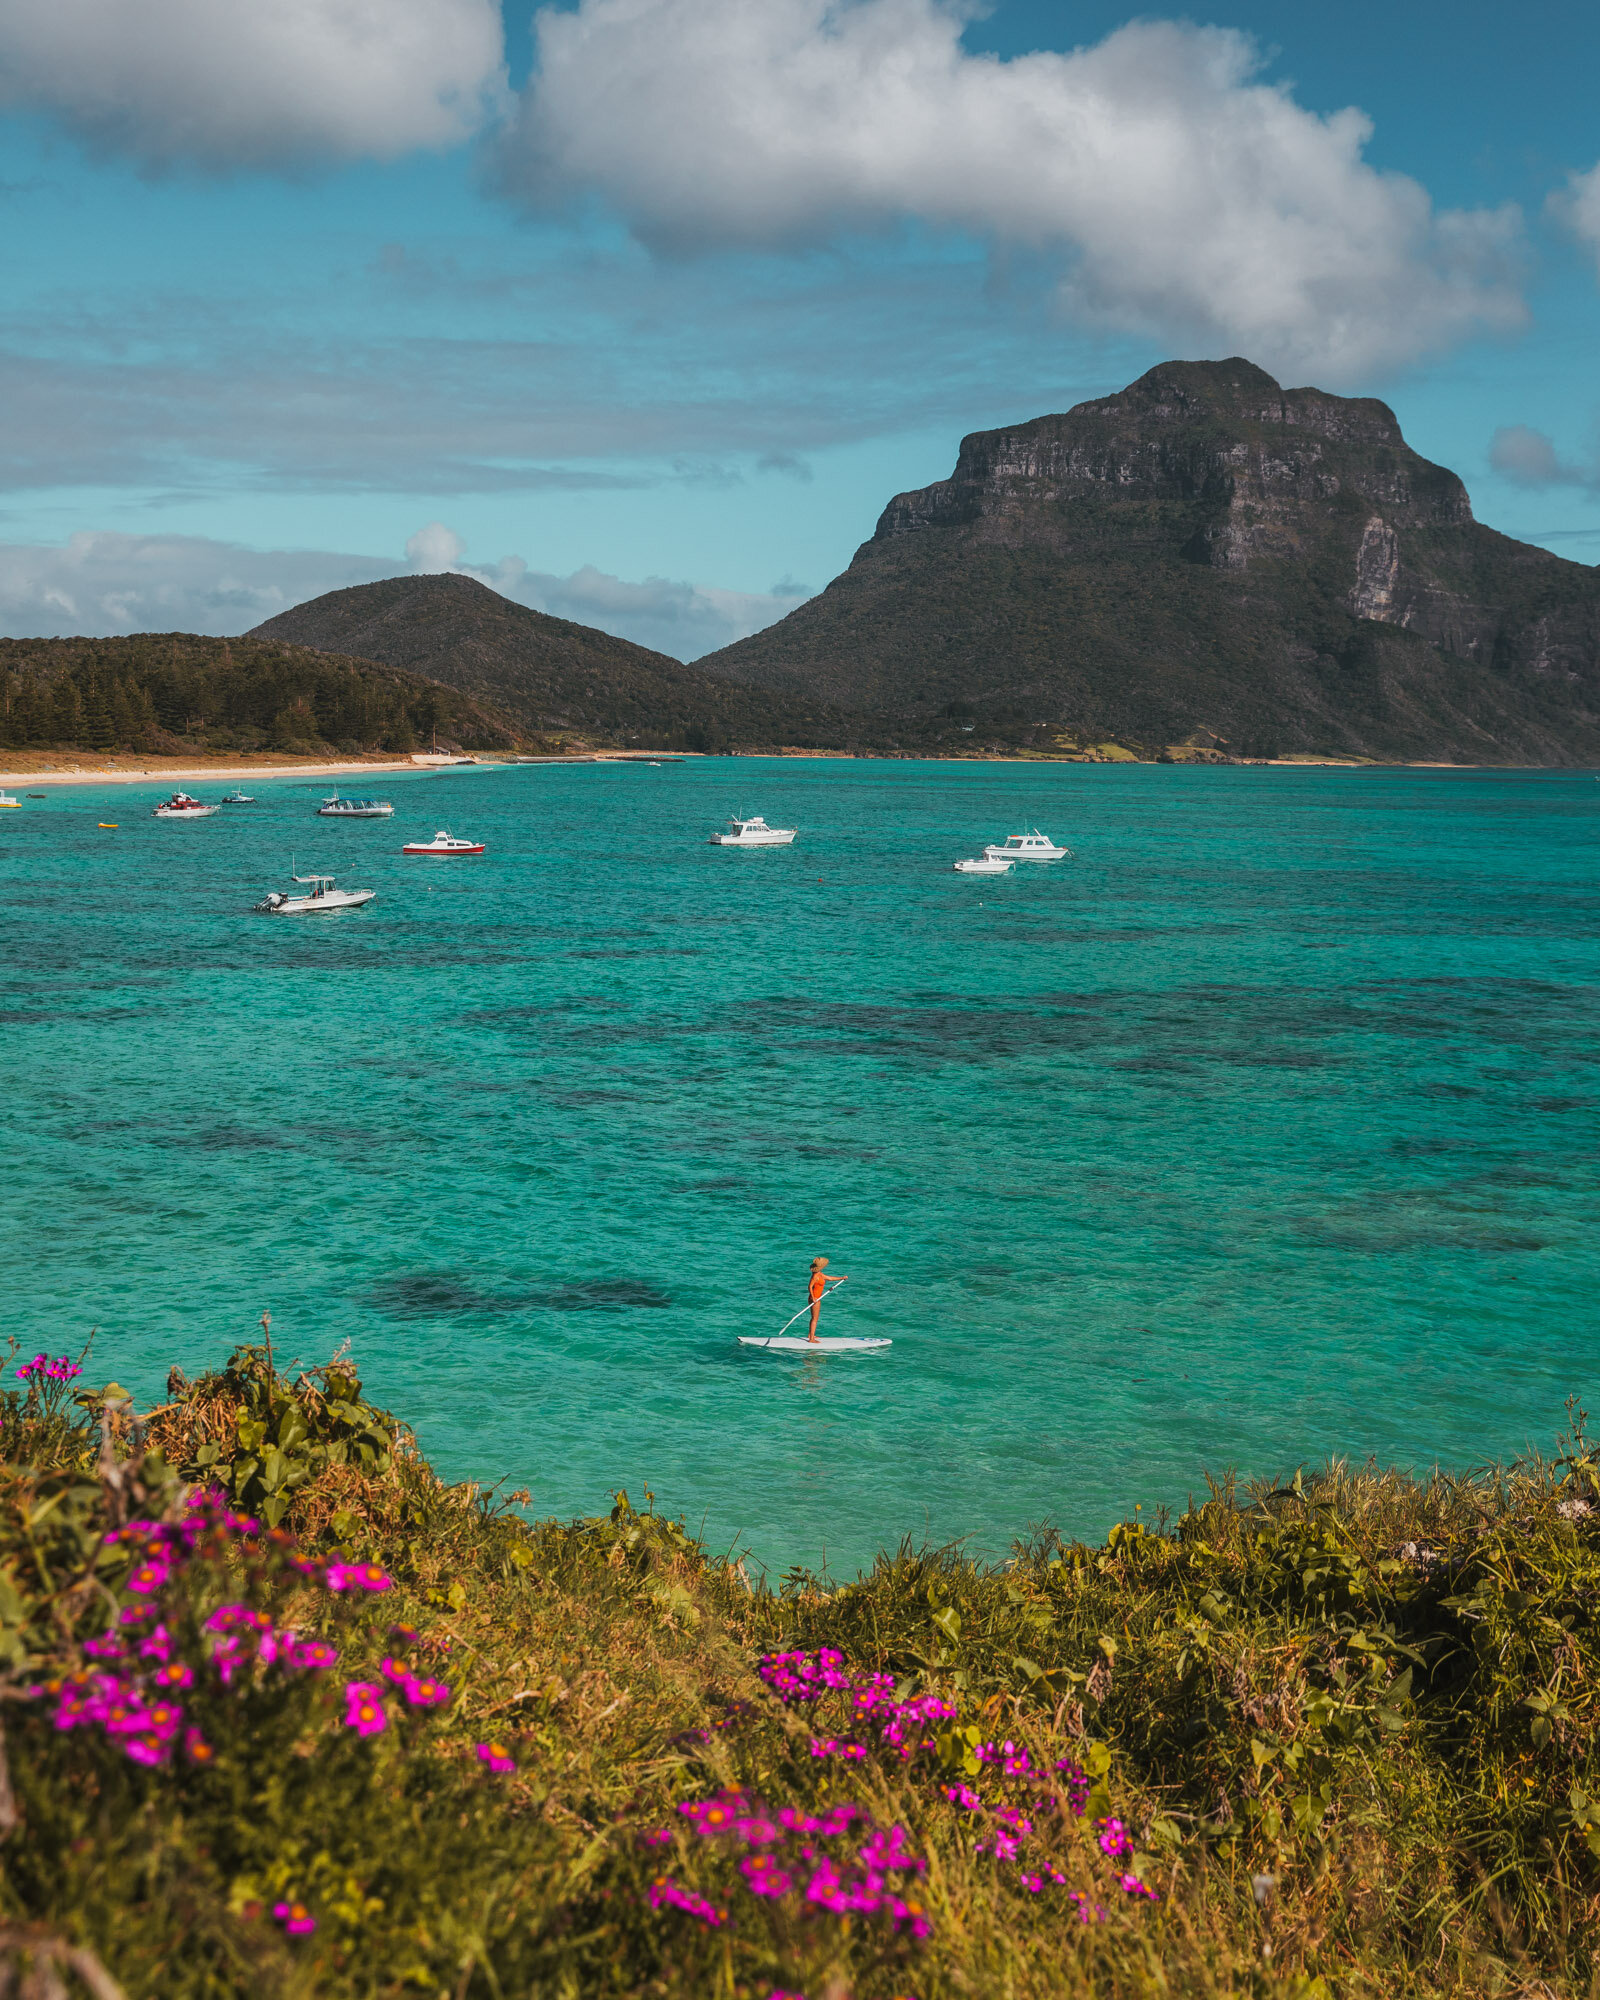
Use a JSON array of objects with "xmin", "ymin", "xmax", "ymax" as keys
[{"xmin": 3, "ymin": 758, "xmax": 1598, "ymax": 1575}]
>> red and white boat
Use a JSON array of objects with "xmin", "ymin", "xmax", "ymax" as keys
[
  {"xmin": 401, "ymin": 829, "xmax": 484, "ymax": 856},
  {"xmin": 152, "ymin": 791, "xmax": 219, "ymax": 819}
]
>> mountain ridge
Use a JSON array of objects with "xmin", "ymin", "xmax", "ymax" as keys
[
  {"xmin": 694, "ymin": 359, "xmax": 1600, "ymax": 763},
  {"xmin": 249, "ymin": 573, "xmax": 864, "ymax": 751}
]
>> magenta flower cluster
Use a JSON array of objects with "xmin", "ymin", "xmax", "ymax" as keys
[
  {"xmin": 753, "ymin": 1650, "xmax": 1159, "ymax": 1915},
  {"xmin": 757, "ymin": 1648, "xmax": 958, "ymax": 1766},
  {"xmin": 26, "ymin": 1488, "xmax": 403, "ymax": 1780},
  {"xmin": 646, "ymin": 1789, "xmax": 931, "ymax": 1940},
  {"xmin": 15, "ymin": 1352, "xmax": 82, "ymax": 1384}
]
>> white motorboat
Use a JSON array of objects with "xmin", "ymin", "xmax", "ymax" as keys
[
  {"xmin": 221, "ymin": 790, "xmax": 256, "ymax": 804},
  {"xmin": 317, "ymin": 794, "xmax": 393, "ymax": 818},
  {"xmin": 953, "ymin": 855, "xmax": 1013, "ymax": 874},
  {"xmin": 709, "ymin": 815, "xmax": 796, "ymax": 847},
  {"xmin": 982, "ymin": 829, "xmax": 1071, "ymax": 862},
  {"xmin": 401, "ymin": 829, "xmax": 484, "ymax": 856},
  {"xmin": 253, "ymin": 873, "xmax": 375, "ymax": 915},
  {"xmin": 153, "ymin": 791, "xmax": 219, "ymax": 819},
  {"xmin": 0, "ymin": 791, "xmax": 20, "ymax": 808}
]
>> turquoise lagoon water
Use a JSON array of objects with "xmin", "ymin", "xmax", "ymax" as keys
[{"xmin": 3, "ymin": 759, "xmax": 1599, "ymax": 1576}]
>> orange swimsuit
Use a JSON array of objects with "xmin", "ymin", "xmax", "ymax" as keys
[{"xmin": 809, "ymin": 1272, "xmax": 826, "ymax": 1302}]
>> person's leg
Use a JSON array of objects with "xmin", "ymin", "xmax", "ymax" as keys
[{"xmin": 808, "ymin": 1298, "xmax": 821, "ymax": 1341}]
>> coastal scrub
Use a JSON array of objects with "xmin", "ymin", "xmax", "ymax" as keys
[{"xmin": 2, "ymin": 1339, "xmax": 1598, "ymax": 1998}]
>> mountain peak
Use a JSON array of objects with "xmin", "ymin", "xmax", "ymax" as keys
[{"xmin": 694, "ymin": 358, "xmax": 1600, "ymax": 763}]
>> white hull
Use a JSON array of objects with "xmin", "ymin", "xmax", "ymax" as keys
[
  {"xmin": 154, "ymin": 806, "xmax": 219, "ymax": 819},
  {"xmin": 711, "ymin": 829, "xmax": 796, "ymax": 846},
  {"xmin": 318, "ymin": 805, "xmax": 393, "ymax": 818},
  {"xmin": 954, "ymin": 857, "xmax": 1012, "ymax": 874},
  {"xmin": 983, "ymin": 834, "xmax": 1069, "ymax": 862},
  {"xmin": 256, "ymin": 888, "xmax": 376, "ymax": 915},
  {"xmin": 739, "ymin": 1336, "xmax": 892, "ymax": 1352}
]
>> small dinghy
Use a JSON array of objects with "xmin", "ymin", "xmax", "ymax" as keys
[
  {"xmin": 402, "ymin": 829, "xmax": 485, "ymax": 856},
  {"xmin": 738, "ymin": 1336, "xmax": 892, "ymax": 1352},
  {"xmin": 220, "ymin": 790, "xmax": 256, "ymax": 804},
  {"xmin": 953, "ymin": 855, "xmax": 1012, "ymax": 874}
]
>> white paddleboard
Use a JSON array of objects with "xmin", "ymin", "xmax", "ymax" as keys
[{"xmin": 738, "ymin": 1336, "xmax": 892, "ymax": 1352}]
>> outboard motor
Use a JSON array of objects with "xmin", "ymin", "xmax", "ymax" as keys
[{"xmin": 253, "ymin": 891, "xmax": 286, "ymax": 912}]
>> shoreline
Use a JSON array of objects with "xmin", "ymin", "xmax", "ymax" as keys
[
  {"xmin": 0, "ymin": 751, "xmax": 1522, "ymax": 787},
  {"xmin": 0, "ymin": 753, "xmax": 625, "ymax": 788}
]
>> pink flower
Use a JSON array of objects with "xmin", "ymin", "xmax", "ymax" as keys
[
  {"xmin": 1096, "ymin": 1817, "xmax": 1132, "ymax": 1860},
  {"xmin": 121, "ymin": 1731, "xmax": 171, "ymax": 1768},
  {"xmin": 1117, "ymin": 1871, "xmax": 1161, "ymax": 1902},
  {"xmin": 324, "ymin": 1562, "xmax": 392, "ymax": 1593},
  {"xmin": 341, "ymin": 1682, "xmax": 387, "ymax": 1736},
  {"xmin": 640, "ymin": 1827, "xmax": 672, "ymax": 1847},
  {"xmin": 272, "ymin": 1901, "xmax": 316, "ymax": 1937},
  {"xmin": 380, "ymin": 1656, "xmax": 410, "ymax": 1686},
  {"xmin": 739, "ymin": 1853, "xmax": 793, "ymax": 1898},
  {"xmin": 184, "ymin": 1727, "xmax": 215, "ymax": 1765},
  {"xmin": 125, "ymin": 1561, "xmax": 170, "ymax": 1596},
  {"xmin": 402, "ymin": 1674, "xmax": 450, "ymax": 1709},
  {"xmin": 286, "ymin": 1637, "xmax": 338, "ymax": 1672},
  {"xmin": 476, "ymin": 1741, "xmax": 515, "ymax": 1773},
  {"xmin": 137, "ymin": 1625, "xmax": 174, "ymax": 1662},
  {"xmin": 943, "ymin": 1784, "xmax": 982, "ymax": 1811}
]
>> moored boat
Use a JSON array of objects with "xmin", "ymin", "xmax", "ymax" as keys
[
  {"xmin": 221, "ymin": 790, "xmax": 256, "ymax": 804},
  {"xmin": 709, "ymin": 814, "xmax": 796, "ymax": 847},
  {"xmin": 953, "ymin": 855, "xmax": 1013, "ymax": 874},
  {"xmin": 253, "ymin": 873, "xmax": 376, "ymax": 915},
  {"xmin": 981, "ymin": 830, "xmax": 1071, "ymax": 862},
  {"xmin": 0, "ymin": 791, "xmax": 20, "ymax": 808},
  {"xmin": 401, "ymin": 829, "xmax": 485, "ymax": 856},
  {"xmin": 317, "ymin": 794, "xmax": 393, "ymax": 818},
  {"xmin": 153, "ymin": 791, "xmax": 219, "ymax": 819}
]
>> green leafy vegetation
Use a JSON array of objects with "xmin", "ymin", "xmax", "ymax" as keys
[
  {"xmin": 249, "ymin": 573, "xmax": 893, "ymax": 754},
  {"xmin": 0, "ymin": 634, "xmax": 527, "ymax": 757},
  {"xmin": 4, "ymin": 1338, "xmax": 1598, "ymax": 1998}
]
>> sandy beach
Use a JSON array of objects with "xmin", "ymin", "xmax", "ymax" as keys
[{"xmin": 0, "ymin": 753, "xmax": 599, "ymax": 788}]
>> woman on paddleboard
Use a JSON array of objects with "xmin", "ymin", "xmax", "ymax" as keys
[{"xmin": 806, "ymin": 1257, "xmax": 848, "ymax": 1343}]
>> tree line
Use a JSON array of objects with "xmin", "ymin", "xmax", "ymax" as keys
[{"xmin": 0, "ymin": 635, "xmax": 519, "ymax": 755}]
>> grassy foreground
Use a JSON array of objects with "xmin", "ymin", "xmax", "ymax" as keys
[{"xmin": 3, "ymin": 1341, "xmax": 1599, "ymax": 1999}]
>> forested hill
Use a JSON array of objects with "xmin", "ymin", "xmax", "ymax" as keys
[
  {"xmin": 248, "ymin": 573, "xmax": 867, "ymax": 752},
  {"xmin": 0, "ymin": 633, "xmax": 525, "ymax": 757},
  {"xmin": 696, "ymin": 358, "xmax": 1600, "ymax": 764}
]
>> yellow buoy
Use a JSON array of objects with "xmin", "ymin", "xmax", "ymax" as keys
[{"xmin": 98, "ymin": 822, "xmax": 118, "ymax": 829}]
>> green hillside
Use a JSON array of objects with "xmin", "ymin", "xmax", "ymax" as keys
[
  {"xmin": 249, "ymin": 573, "xmax": 870, "ymax": 753},
  {"xmin": 0, "ymin": 633, "xmax": 526, "ymax": 757}
]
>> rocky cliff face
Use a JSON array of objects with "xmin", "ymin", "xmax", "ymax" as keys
[{"xmin": 697, "ymin": 360, "xmax": 1600, "ymax": 762}]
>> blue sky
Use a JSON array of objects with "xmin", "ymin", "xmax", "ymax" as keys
[{"xmin": 1, "ymin": 0, "xmax": 1597, "ymax": 658}]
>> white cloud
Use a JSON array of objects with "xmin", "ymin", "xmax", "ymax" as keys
[
  {"xmin": 1488, "ymin": 424, "xmax": 1600, "ymax": 494},
  {"xmin": 504, "ymin": 0, "xmax": 1524, "ymax": 381},
  {"xmin": 0, "ymin": 0, "xmax": 506, "ymax": 171},
  {"xmin": 405, "ymin": 522, "xmax": 469, "ymax": 570},
  {"xmin": 1552, "ymin": 162, "xmax": 1600, "ymax": 274},
  {"xmin": 0, "ymin": 528, "xmax": 807, "ymax": 660},
  {"xmin": 1488, "ymin": 426, "xmax": 1590, "ymax": 489},
  {"xmin": 0, "ymin": 531, "xmax": 393, "ymax": 637}
]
